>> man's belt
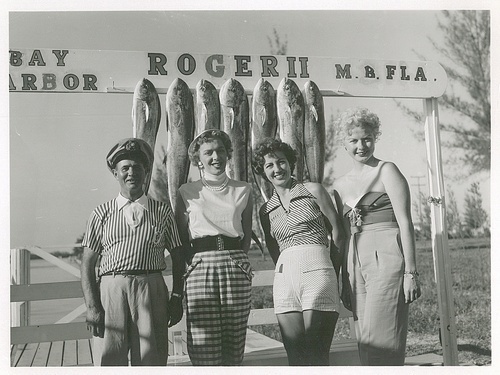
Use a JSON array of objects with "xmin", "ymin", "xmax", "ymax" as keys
[
  {"xmin": 100, "ymin": 269, "xmax": 163, "ymax": 277},
  {"xmin": 191, "ymin": 235, "xmax": 241, "ymax": 252}
]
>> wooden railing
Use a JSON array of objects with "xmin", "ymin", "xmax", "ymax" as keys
[{"xmin": 10, "ymin": 247, "xmax": 357, "ymax": 364}]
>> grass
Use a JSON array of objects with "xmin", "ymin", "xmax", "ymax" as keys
[
  {"xmin": 246, "ymin": 237, "xmax": 491, "ymax": 365},
  {"xmin": 405, "ymin": 238, "xmax": 491, "ymax": 365}
]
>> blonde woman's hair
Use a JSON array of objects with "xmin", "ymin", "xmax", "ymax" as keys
[{"xmin": 335, "ymin": 107, "xmax": 382, "ymax": 143}]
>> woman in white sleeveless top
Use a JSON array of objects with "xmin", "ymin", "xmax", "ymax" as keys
[{"xmin": 175, "ymin": 129, "xmax": 253, "ymax": 366}]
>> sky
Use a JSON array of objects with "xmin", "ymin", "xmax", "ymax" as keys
[{"xmin": 2, "ymin": 2, "xmax": 497, "ymax": 252}]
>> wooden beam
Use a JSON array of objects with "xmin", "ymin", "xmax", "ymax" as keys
[
  {"xmin": 251, "ymin": 270, "xmax": 274, "ymax": 287},
  {"xmin": 10, "ymin": 249, "xmax": 30, "ymax": 327},
  {"xmin": 423, "ymin": 98, "xmax": 458, "ymax": 365},
  {"xmin": 11, "ymin": 322, "xmax": 91, "ymax": 345},
  {"xmin": 248, "ymin": 308, "xmax": 277, "ymax": 326},
  {"xmin": 11, "ymin": 281, "xmax": 83, "ymax": 302},
  {"xmin": 28, "ymin": 246, "xmax": 81, "ymax": 278}
]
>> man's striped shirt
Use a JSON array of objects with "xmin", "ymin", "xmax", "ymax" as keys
[
  {"xmin": 261, "ymin": 180, "xmax": 329, "ymax": 251},
  {"xmin": 82, "ymin": 195, "xmax": 182, "ymax": 275}
]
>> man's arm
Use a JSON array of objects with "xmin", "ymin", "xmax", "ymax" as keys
[
  {"xmin": 166, "ymin": 194, "xmax": 190, "ymax": 328},
  {"xmin": 81, "ymin": 248, "xmax": 105, "ymax": 337}
]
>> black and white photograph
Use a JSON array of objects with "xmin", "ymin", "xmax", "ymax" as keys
[{"xmin": 3, "ymin": 0, "xmax": 497, "ymax": 370}]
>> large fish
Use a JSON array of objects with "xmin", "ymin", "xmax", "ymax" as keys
[
  {"xmin": 303, "ymin": 80, "xmax": 325, "ymax": 183},
  {"xmin": 277, "ymin": 78, "xmax": 305, "ymax": 181},
  {"xmin": 220, "ymin": 78, "xmax": 249, "ymax": 182},
  {"xmin": 195, "ymin": 79, "xmax": 220, "ymax": 134},
  {"xmin": 131, "ymin": 78, "xmax": 161, "ymax": 194},
  {"xmin": 166, "ymin": 78, "xmax": 195, "ymax": 213},
  {"xmin": 251, "ymin": 78, "xmax": 277, "ymax": 200},
  {"xmin": 252, "ymin": 78, "xmax": 277, "ymax": 146}
]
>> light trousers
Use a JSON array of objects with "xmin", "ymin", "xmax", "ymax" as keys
[
  {"xmin": 347, "ymin": 222, "xmax": 409, "ymax": 366},
  {"xmin": 93, "ymin": 273, "xmax": 169, "ymax": 366}
]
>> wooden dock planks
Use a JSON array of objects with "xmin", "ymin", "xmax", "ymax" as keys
[
  {"xmin": 46, "ymin": 341, "xmax": 64, "ymax": 366},
  {"xmin": 77, "ymin": 339, "xmax": 93, "ymax": 366},
  {"xmin": 31, "ymin": 342, "xmax": 51, "ymax": 366},
  {"xmin": 10, "ymin": 344, "xmax": 25, "ymax": 366},
  {"xmin": 14, "ymin": 343, "xmax": 38, "ymax": 367},
  {"xmin": 62, "ymin": 340, "xmax": 77, "ymax": 366},
  {"xmin": 11, "ymin": 337, "xmax": 443, "ymax": 367}
]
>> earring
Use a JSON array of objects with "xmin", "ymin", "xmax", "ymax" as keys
[{"xmin": 198, "ymin": 162, "xmax": 205, "ymax": 179}]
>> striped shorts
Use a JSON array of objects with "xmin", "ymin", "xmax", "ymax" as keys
[
  {"xmin": 273, "ymin": 244, "xmax": 340, "ymax": 314},
  {"xmin": 184, "ymin": 249, "xmax": 253, "ymax": 366}
]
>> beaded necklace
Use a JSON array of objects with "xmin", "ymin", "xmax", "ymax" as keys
[{"xmin": 201, "ymin": 174, "xmax": 229, "ymax": 191}]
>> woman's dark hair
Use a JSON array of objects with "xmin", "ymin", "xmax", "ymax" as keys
[
  {"xmin": 188, "ymin": 129, "xmax": 233, "ymax": 166},
  {"xmin": 252, "ymin": 138, "xmax": 297, "ymax": 179}
]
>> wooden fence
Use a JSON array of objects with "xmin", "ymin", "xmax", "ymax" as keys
[{"xmin": 10, "ymin": 247, "xmax": 358, "ymax": 366}]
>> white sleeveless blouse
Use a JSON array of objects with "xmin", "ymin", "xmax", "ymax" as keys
[{"xmin": 178, "ymin": 179, "xmax": 252, "ymax": 240}]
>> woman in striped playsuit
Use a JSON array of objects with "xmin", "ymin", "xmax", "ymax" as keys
[
  {"xmin": 175, "ymin": 129, "xmax": 254, "ymax": 366},
  {"xmin": 253, "ymin": 138, "xmax": 345, "ymax": 366}
]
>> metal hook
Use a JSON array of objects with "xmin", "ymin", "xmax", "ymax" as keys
[{"xmin": 427, "ymin": 196, "xmax": 443, "ymax": 206}]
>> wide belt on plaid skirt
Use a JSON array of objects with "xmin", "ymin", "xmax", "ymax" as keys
[{"xmin": 190, "ymin": 235, "xmax": 241, "ymax": 253}]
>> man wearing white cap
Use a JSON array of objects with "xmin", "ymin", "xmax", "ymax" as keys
[{"xmin": 80, "ymin": 138, "xmax": 184, "ymax": 366}]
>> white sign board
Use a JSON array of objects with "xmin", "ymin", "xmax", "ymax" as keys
[{"xmin": 9, "ymin": 48, "xmax": 447, "ymax": 98}]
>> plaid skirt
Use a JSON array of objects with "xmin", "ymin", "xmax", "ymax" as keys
[{"xmin": 184, "ymin": 249, "xmax": 253, "ymax": 366}]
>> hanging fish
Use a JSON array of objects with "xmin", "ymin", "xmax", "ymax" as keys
[
  {"xmin": 131, "ymin": 78, "xmax": 161, "ymax": 194},
  {"xmin": 277, "ymin": 78, "xmax": 305, "ymax": 181},
  {"xmin": 195, "ymin": 79, "xmax": 220, "ymax": 134},
  {"xmin": 252, "ymin": 78, "xmax": 277, "ymax": 146},
  {"xmin": 220, "ymin": 78, "xmax": 250, "ymax": 182},
  {"xmin": 165, "ymin": 78, "xmax": 195, "ymax": 213},
  {"xmin": 251, "ymin": 78, "xmax": 277, "ymax": 200},
  {"xmin": 303, "ymin": 80, "xmax": 325, "ymax": 183}
]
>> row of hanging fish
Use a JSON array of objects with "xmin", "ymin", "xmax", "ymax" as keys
[{"xmin": 131, "ymin": 76, "xmax": 327, "ymax": 206}]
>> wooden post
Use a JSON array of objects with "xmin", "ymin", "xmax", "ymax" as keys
[
  {"xmin": 10, "ymin": 248, "xmax": 30, "ymax": 327},
  {"xmin": 423, "ymin": 98, "xmax": 459, "ymax": 365}
]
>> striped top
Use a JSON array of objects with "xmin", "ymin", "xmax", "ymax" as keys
[
  {"xmin": 260, "ymin": 180, "xmax": 329, "ymax": 251},
  {"xmin": 179, "ymin": 179, "xmax": 252, "ymax": 239},
  {"xmin": 81, "ymin": 194, "xmax": 182, "ymax": 275}
]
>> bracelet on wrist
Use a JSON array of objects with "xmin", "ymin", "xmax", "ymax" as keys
[
  {"xmin": 404, "ymin": 271, "xmax": 419, "ymax": 279},
  {"xmin": 171, "ymin": 292, "xmax": 183, "ymax": 299}
]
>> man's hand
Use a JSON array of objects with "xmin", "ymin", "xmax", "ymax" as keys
[
  {"xmin": 168, "ymin": 296, "xmax": 183, "ymax": 327},
  {"xmin": 86, "ymin": 305, "xmax": 105, "ymax": 338},
  {"xmin": 340, "ymin": 275, "xmax": 352, "ymax": 312}
]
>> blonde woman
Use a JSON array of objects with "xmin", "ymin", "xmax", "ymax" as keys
[{"xmin": 334, "ymin": 107, "xmax": 421, "ymax": 365}]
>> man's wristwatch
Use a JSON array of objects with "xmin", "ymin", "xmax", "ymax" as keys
[{"xmin": 171, "ymin": 292, "xmax": 183, "ymax": 300}]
